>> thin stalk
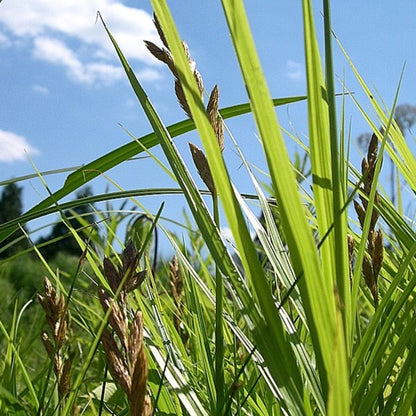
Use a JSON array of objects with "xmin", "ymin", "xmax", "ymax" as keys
[
  {"xmin": 376, "ymin": 321, "xmax": 383, "ymax": 414},
  {"xmin": 212, "ymin": 189, "xmax": 224, "ymax": 413},
  {"xmin": 98, "ymin": 364, "xmax": 109, "ymax": 416},
  {"xmin": 395, "ymin": 164, "xmax": 402, "ymax": 215},
  {"xmin": 390, "ymin": 158, "xmax": 396, "ymax": 206},
  {"xmin": 0, "ymin": 319, "xmax": 39, "ymax": 410},
  {"xmin": 0, "ymin": 95, "xmax": 305, "ymax": 246},
  {"xmin": 323, "ymin": 0, "xmax": 351, "ymax": 353}
]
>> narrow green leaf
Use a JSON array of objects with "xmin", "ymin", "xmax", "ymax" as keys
[
  {"xmin": 322, "ymin": 0, "xmax": 351, "ymax": 353},
  {"xmin": 220, "ymin": 0, "xmax": 347, "ymax": 411},
  {"xmin": 0, "ymin": 320, "xmax": 39, "ymax": 410},
  {"xmin": 303, "ymin": 1, "xmax": 350, "ymax": 412},
  {"xmin": 150, "ymin": 2, "xmax": 306, "ymax": 413},
  {"xmin": 0, "ymin": 96, "xmax": 304, "ymax": 245},
  {"xmin": 336, "ymin": 38, "xmax": 416, "ymax": 193}
]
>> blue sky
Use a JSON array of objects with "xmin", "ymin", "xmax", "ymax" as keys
[{"xmin": 0, "ymin": 1, "xmax": 415, "ymax": 246}]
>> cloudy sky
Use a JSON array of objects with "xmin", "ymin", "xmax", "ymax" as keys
[
  {"xmin": 0, "ymin": 1, "xmax": 160, "ymax": 164},
  {"xmin": 1, "ymin": 0, "xmax": 415, "ymax": 242}
]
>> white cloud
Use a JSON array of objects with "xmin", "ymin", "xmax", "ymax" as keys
[
  {"xmin": 0, "ymin": 1, "xmax": 160, "ymax": 86},
  {"xmin": 136, "ymin": 67, "xmax": 162, "ymax": 82},
  {"xmin": 286, "ymin": 60, "xmax": 304, "ymax": 81},
  {"xmin": 32, "ymin": 36, "xmax": 124, "ymax": 85},
  {"xmin": 0, "ymin": 130, "xmax": 40, "ymax": 163},
  {"xmin": 0, "ymin": 31, "xmax": 11, "ymax": 47},
  {"xmin": 32, "ymin": 84, "xmax": 50, "ymax": 95}
]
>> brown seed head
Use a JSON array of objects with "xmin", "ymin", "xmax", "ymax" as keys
[
  {"xmin": 347, "ymin": 234, "xmax": 355, "ymax": 264},
  {"xmin": 103, "ymin": 242, "xmax": 144, "ymax": 297},
  {"xmin": 39, "ymin": 278, "xmax": 60, "ymax": 320},
  {"xmin": 59, "ymin": 358, "xmax": 72, "ymax": 400},
  {"xmin": 367, "ymin": 133, "xmax": 378, "ymax": 168},
  {"xmin": 128, "ymin": 313, "xmax": 149, "ymax": 416},
  {"xmin": 141, "ymin": 396, "xmax": 153, "ymax": 416},
  {"xmin": 361, "ymin": 157, "xmax": 369, "ymax": 177},
  {"xmin": 144, "ymin": 41, "xmax": 176, "ymax": 74},
  {"xmin": 169, "ymin": 256, "xmax": 182, "ymax": 303},
  {"xmin": 125, "ymin": 270, "xmax": 147, "ymax": 293},
  {"xmin": 370, "ymin": 196, "xmax": 380, "ymax": 231},
  {"xmin": 129, "ymin": 350, "xmax": 149, "ymax": 416},
  {"xmin": 98, "ymin": 287, "xmax": 128, "ymax": 353},
  {"xmin": 54, "ymin": 354, "xmax": 63, "ymax": 378},
  {"xmin": 207, "ymin": 85, "xmax": 224, "ymax": 151},
  {"xmin": 122, "ymin": 241, "xmax": 139, "ymax": 278},
  {"xmin": 38, "ymin": 278, "xmax": 68, "ymax": 344},
  {"xmin": 189, "ymin": 142, "xmax": 215, "ymax": 194},
  {"xmin": 41, "ymin": 332, "xmax": 54, "ymax": 358},
  {"xmin": 181, "ymin": 40, "xmax": 191, "ymax": 62},
  {"xmin": 101, "ymin": 328, "xmax": 131, "ymax": 393},
  {"xmin": 146, "ymin": 14, "xmax": 204, "ymax": 125},
  {"xmin": 152, "ymin": 13, "xmax": 169, "ymax": 49},
  {"xmin": 128, "ymin": 310, "xmax": 144, "ymax": 371},
  {"xmin": 98, "ymin": 286, "xmax": 111, "ymax": 312},
  {"xmin": 372, "ymin": 229, "xmax": 384, "ymax": 278},
  {"xmin": 193, "ymin": 68, "xmax": 204, "ymax": 99},
  {"xmin": 56, "ymin": 317, "xmax": 68, "ymax": 348},
  {"xmin": 362, "ymin": 254, "xmax": 374, "ymax": 290},
  {"xmin": 103, "ymin": 257, "xmax": 121, "ymax": 294},
  {"xmin": 207, "ymin": 85, "xmax": 219, "ymax": 122},
  {"xmin": 175, "ymin": 79, "xmax": 192, "ymax": 119},
  {"xmin": 353, "ymin": 200, "xmax": 366, "ymax": 230}
]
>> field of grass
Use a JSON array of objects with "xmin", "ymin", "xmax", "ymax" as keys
[{"xmin": 1, "ymin": 1, "xmax": 416, "ymax": 415}]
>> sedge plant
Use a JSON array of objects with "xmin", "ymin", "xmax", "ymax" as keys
[{"xmin": 1, "ymin": 1, "xmax": 416, "ymax": 415}]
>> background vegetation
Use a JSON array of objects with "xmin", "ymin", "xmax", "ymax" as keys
[{"xmin": 1, "ymin": 0, "xmax": 416, "ymax": 415}]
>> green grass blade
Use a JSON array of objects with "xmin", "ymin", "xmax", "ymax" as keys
[
  {"xmin": 0, "ymin": 95, "xmax": 304, "ymax": 246},
  {"xmin": 0, "ymin": 165, "xmax": 83, "ymax": 187},
  {"xmin": 303, "ymin": 1, "xmax": 350, "ymax": 411},
  {"xmin": 147, "ymin": 340, "xmax": 209, "ymax": 416},
  {"xmin": 150, "ymin": 1, "xmax": 310, "ymax": 413},
  {"xmin": 100, "ymin": 12, "xmax": 283, "ymax": 412},
  {"xmin": 322, "ymin": 0, "xmax": 351, "ymax": 354},
  {"xmin": 355, "ymin": 311, "xmax": 416, "ymax": 415},
  {"xmin": 351, "ymin": 244, "xmax": 416, "ymax": 408},
  {"xmin": 220, "ymin": 0, "xmax": 350, "ymax": 411},
  {"xmin": 0, "ymin": 318, "xmax": 39, "ymax": 410},
  {"xmin": 97, "ymin": 13, "xmax": 244, "ymax": 300},
  {"xmin": 383, "ymin": 340, "xmax": 416, "ymax": 415},
  {"xmin": 336, "ymin": 38, "xmax": 416, "ymax": 192},
  {"xmin": 187, "ymin": 271, "xmax": 217, "ymax": 412}
]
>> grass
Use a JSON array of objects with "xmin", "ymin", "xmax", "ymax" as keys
[{"xmin": 1, "ymin": 0, "xmax": 416, "ymax": 414}]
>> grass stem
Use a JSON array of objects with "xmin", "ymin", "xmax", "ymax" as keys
[{"xmin": 213, "ymin": 190, "xmax": 225, "ymax": 413}]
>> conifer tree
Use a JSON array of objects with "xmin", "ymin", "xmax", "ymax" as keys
[
  {"xmin": 37, "ymin": 187, "xmax": 96, "ymax": 259},
  {"xmin": 0, "ymin": 182, "xmax": 29, "ymax": 257}
]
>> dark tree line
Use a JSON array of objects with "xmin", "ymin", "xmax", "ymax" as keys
[
  {"xmin": 36, "ymin": 187, "xmax": 96, "ymax": 259},
  {"xmin": 0, "ymin": 182, "xmax": 29, "ymax": 257},
  {"xmin": 0, "ymin": 183, "xmax": 95, "ymax": 259}
]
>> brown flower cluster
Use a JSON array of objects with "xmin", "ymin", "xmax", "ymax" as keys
[
  {"xmin": 38, "ymin": 277, "xmax": 76, "ymax": 412},
  {"xmin": 98, "ymin": 241, "xmax": 151, "ymax": 416},
  {"xmin": 169, "ymin": 256, "xmax": 188, "ymax": 344},
  {"xmin": 188, "ymin": 84, "xmax": 224, "ymax": 195},
  {"xmin": 145, "ymin": 14, "xmax": 224, "ymax": 195},
  {"xmin": 353, "ymin": 133, "xmax": 384, "ymax": 308},
  {"xmin": 144, "ymin": 14, "xmax": 203, "ymax": 120}
]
